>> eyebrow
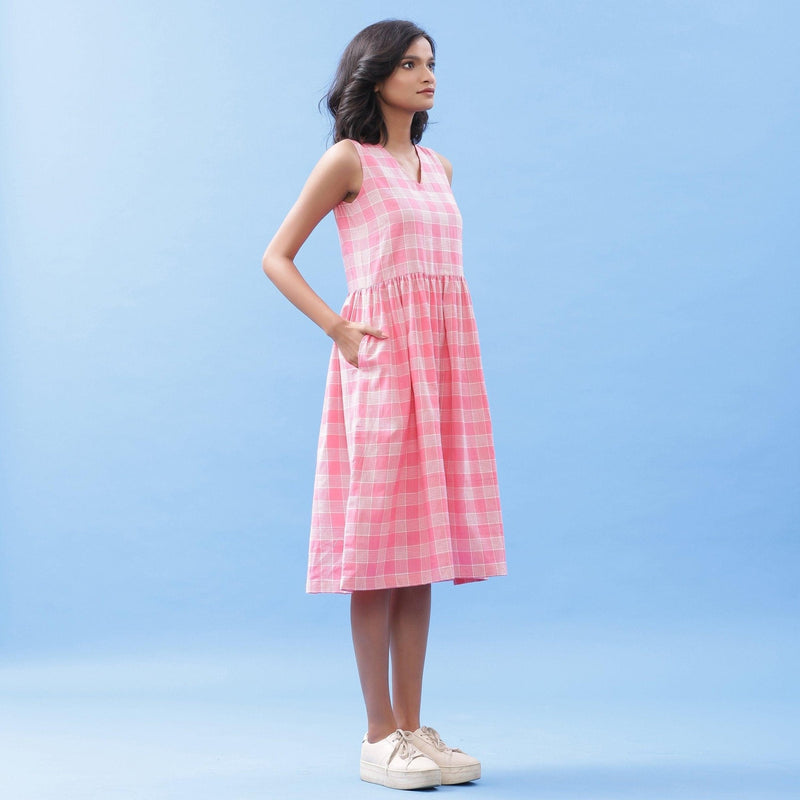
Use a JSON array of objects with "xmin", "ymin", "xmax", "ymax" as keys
[{"xmin": 401, "ymin": 54, "xmax": 435, "ymax": 61}]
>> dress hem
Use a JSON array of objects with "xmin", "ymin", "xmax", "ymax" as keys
[{"xmin": 306, "ymin": 568, "xmax": 508, "ymax": 595}]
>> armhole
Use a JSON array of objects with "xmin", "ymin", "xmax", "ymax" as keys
[
  {"xmin": 421, "ymin": 146, "xmax": 451, "ymax": 185},
  {"xmin": 341, "ymin": 139, "xmax": 367, "ymax": 206}
]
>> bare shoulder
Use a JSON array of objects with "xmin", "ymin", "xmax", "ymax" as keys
[
  {"xmin": 325, "ymin": 137, "xmax": 361, "ymax": 163},
  {"xmin": 426, "ymin": 147, "xmax": 454, "ymax": 185},
  {"xmin": 313, "ymin": 138, "xmax": 363, "ymax": 202},
  {"xmin": 317, "ymin": 138, "xmax": 362, "ymax": 177}
]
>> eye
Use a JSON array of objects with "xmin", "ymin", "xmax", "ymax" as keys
[
  {"xmin": 428, "ymin": 62, "xmax": 436, "ymax": 72},
  {"xmin": 401, "ymin": 60, "xmax": 415, "ymax": 69}
]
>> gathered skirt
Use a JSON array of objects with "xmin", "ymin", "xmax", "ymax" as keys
[{"xmin": 307, "ymin": 271, "xmax": 507, "ymax": 593}]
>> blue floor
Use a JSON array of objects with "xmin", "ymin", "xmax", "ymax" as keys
[{"xmin": 1, "ymin": 619, "xmax": 798, "ymax": 799}]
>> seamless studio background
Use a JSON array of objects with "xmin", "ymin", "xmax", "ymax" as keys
[{"xmin": 1, "ymin": 1, "xmax": 798, "ymax": 798}]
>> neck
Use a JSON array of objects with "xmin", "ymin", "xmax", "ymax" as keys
[{"xmin": 377, "ymin": 103, "xmax": 415, "ymax": 152}]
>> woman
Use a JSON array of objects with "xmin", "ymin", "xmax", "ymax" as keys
[{"xmin": 262, "ymin": 19, "xmax": 507, "ymax": 790}]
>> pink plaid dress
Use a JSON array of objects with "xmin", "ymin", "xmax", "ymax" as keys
[{"xmin": 306, "ymin": 139, "xmax": 507, "ymax": 593}]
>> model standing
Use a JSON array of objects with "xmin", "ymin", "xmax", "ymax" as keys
[{"xmin": 262, "ymin": 19, "xmax": 507, "ymax": 790}]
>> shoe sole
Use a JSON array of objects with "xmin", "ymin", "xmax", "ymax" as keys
[
  {"xmin": 441, "ymin": 763, "xmax": 481, "ymax": 784},
  {"xmin": 360, "ymin": 761, "xmax": 442, "ymax": 789}
]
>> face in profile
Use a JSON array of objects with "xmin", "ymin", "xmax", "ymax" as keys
[{"xmin": 374, "ymin": 36, "xmax": 436, "ymax": 115}]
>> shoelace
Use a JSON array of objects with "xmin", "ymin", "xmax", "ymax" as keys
[
  {"xmin": 387, "ymin": 729, "xmax": 427, "ymax": 769},
  {"xmin": 418, "ymin": 725, "xmax": 465, "ymax": 754}
]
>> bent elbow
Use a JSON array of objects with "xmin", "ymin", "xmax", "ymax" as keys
[
  {"xmin": 261, "ymin": 251, "xmax": 276, "ymax": 279},
  {"xmin": 262, "ymin": 248, "xmax": 294, "ymax": 282}
]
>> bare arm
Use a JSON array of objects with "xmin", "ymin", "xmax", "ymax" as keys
[{"xmin": 261, "ymin": 140, "xmax": 386, "ymax": 365}]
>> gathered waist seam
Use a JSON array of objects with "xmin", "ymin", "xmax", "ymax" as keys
[{"xmin": 347, "ymin": 270, "xmax": 465, "ymax": 294}]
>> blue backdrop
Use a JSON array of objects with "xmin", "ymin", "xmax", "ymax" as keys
[{"xmin": 1, "ymin": 0, "xmax": 797, "ymax": 658}]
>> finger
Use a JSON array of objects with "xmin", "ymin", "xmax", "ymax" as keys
[{"xmin": 363, "ymin": 326, "xmax": 388, "ymax": 338}]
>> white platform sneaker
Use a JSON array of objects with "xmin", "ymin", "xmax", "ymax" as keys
[
  {"xmin": 408, "ymin": 726, "xmax": 481, "ymax": 784},
  {"xmin": 360, "ymin": 728, "xmax": 442, "ymax": 790}
]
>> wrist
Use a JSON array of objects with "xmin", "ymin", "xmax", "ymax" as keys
[{"xmin": 324, "ymin": 315, "xmax": 348, "ymax": 340}]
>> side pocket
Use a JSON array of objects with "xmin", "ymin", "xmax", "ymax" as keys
[{"xmin": 356, "ymin": 332, "xmax": 371, "ymax": 370}]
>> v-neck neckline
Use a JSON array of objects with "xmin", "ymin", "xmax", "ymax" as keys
[{"xmin": 376, "ymin": 143, "xmax": 423, "ymax": 186}]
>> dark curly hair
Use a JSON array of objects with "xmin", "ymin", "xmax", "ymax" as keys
[{"xmin": 320, "ymin": 19, "xmax": 436, "ymax": 146}]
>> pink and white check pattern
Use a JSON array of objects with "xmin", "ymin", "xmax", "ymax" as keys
[{"xmin": 307, "ymin": 140, "xmax": 507, "ymax": 593}]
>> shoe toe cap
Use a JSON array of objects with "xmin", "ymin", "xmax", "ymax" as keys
[
  {"xmin": 450, "ymin": 751, "xmax": 480, "ymax": 767},
  {"xmin": 408, "ymin": 754, "xmax": 440, "ymax": 773}
]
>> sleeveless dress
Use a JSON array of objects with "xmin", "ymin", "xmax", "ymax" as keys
[{"xmin": 306, "ymin": 139, "xmax": 507, "ymax": 593}]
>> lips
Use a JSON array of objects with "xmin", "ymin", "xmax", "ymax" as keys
[{"xmin": 419, "ymin": 89, "xmax": 435, "ymax": 95}]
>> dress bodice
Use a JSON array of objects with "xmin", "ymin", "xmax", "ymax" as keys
[{"xmin": 332, "ymin": 140, "xmax": 464, "ymax": 293}]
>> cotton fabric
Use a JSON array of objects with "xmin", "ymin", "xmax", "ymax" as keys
[{"xmin": 307, "ymin": 140, "xmax": 506, "ymax": 593}]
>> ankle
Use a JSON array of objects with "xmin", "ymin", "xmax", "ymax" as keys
[{"xmin": 367, "ymin": 724, "xmax": 398, "ymax": 744}]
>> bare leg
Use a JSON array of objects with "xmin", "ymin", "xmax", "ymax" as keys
[
  {"xmin": 351, "ymin": 588, "xmax": 397, "ymax": 743},
  {"xmin": 389, "ymin": 583, "xmax": 432, "ymax": 732}
]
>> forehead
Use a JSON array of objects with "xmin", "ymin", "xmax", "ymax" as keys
[{"xmin": 402, "ymin": 36, "xmax": 433, "ymax": 58}]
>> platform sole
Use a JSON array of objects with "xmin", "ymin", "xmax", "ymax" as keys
[
  {"xmin": 441, "ymin": 762, "xmax": 481, "ymax": 784},
  {"xmin": 360, "ymin": 761, "xmax": 442, "ymax": 789}
]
